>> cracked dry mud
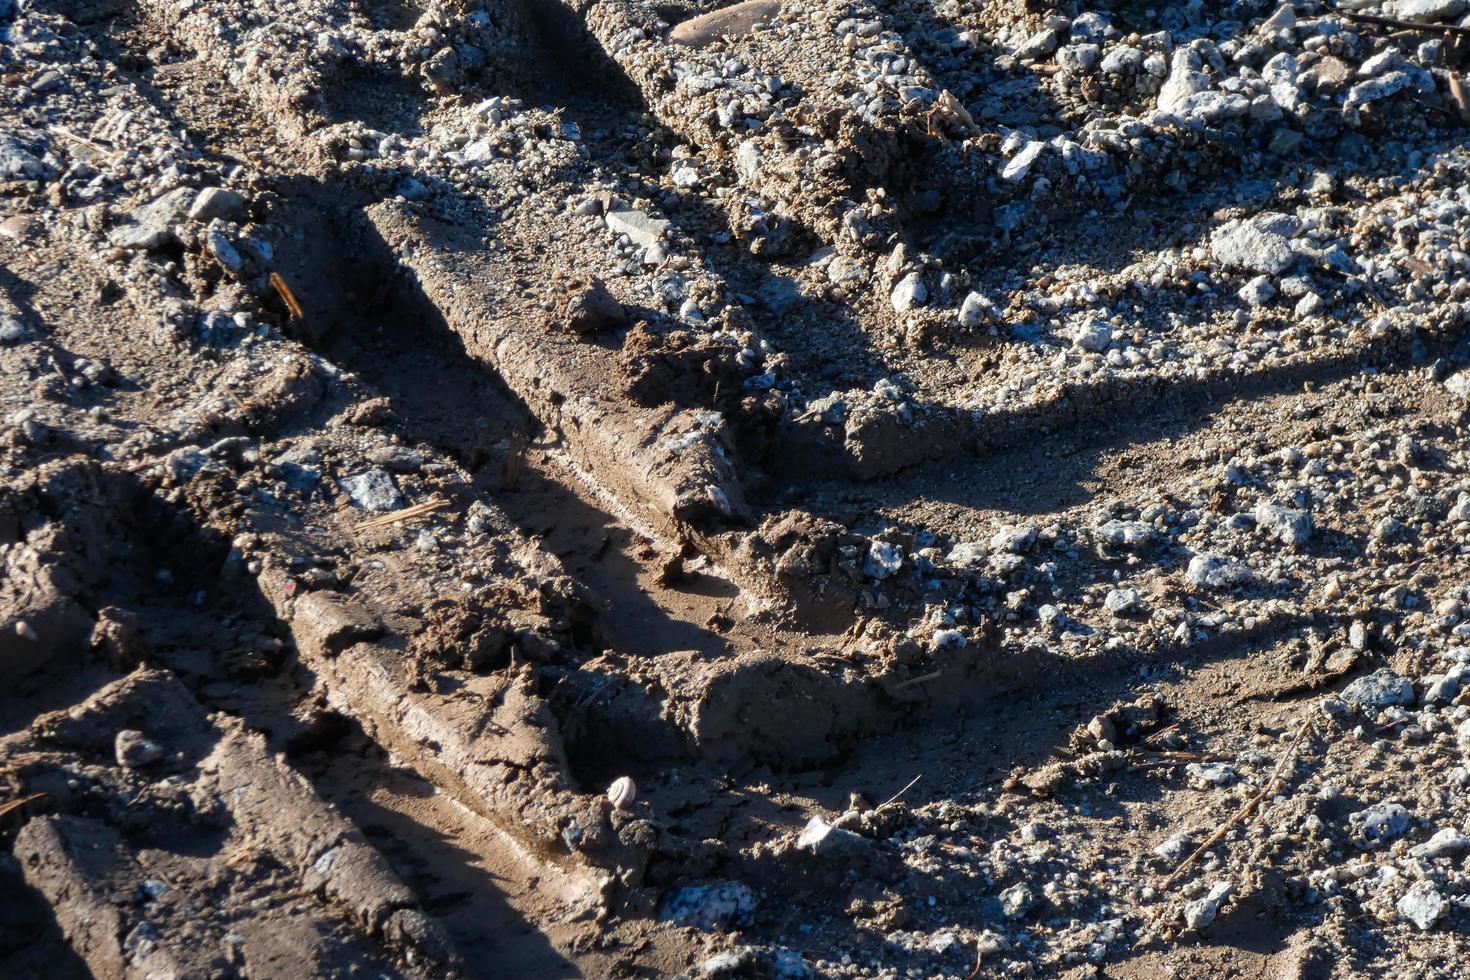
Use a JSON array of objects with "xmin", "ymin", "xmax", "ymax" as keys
[{"xmin": 5, "ymin": 0, "xmax": 1470, "ymax": 976}]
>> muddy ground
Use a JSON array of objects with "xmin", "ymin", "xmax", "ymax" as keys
[{"xmin": 4, "ymin": 0, "xmax": 1470, "ymax": 976}]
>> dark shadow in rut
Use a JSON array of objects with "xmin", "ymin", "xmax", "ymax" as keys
[
  {"xmin": 508, "ymin": 0, "xmax": 904, "ymax": 394},
  {"xmin": 265, "ymin": 176, "xmax": 738, "ymax": 662},
  {"xmin": 766, "ymin": 320, "xmax": 1453, "ymax": 501}
]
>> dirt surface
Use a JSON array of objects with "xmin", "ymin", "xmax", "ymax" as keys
[{"xmin": 4, "ymin": 0, "xmax": 1470, "ymax": 976}]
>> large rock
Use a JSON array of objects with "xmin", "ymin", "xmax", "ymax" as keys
[
  {"xmin": 1211, "ymin": 213, "xmax": 1298, "ymax": 275},
  {"xmin": 1394, "ymin": 0, "xmax": 1466, "ymax": 21},
  {"xmin": 1157, "ymin": 49, "xmax": 1209, "ymax": 112},
  {"xmin": 108, "ymin": 187, "xmax": 196, "ymax": 250},
  {"xmin": 1341, "ymin": 669, "xmax": 1415, "ymax": 709}
]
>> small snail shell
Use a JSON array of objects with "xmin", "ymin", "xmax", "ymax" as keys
[{"xmin": 606, "ymin": 775, "xmax": 637, "ymax": 810}]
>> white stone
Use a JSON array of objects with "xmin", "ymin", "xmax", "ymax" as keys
[
  {"xmin": 1238, "ymin": 274, "xmax": 1276, "ymax": 307},
  {"xmin": 338, "ymin": 469, "xmax": 403, "ymax": 512},
  {"xmin": 863, "ymin": 541, "xmax": 904, "ymax": 579},
  {"xmin": 1395, "ymin": 0, "xmax": 1467, "ymax": 20},
  {"xmin": 1254, "ymin": 501, "xmax": 1314, "ymax": 546},
  {"xmin": 1212, "ymin": 214, "xmax": 1298, "ymax": 275},
  {"xmin": 1183, "ymin": 881, "xmax": 1234, "ymax": 930},
  {"xmin": 1157, "ymin": 49, "xmax": 1209, "ymax": 112},
  {"xmin": 1186, "ymin": 553, "xmax": 1253, "ymax": 589},
  {"xmin": 1396, "ymin": 881, "xmax": 1446, "ymax": 930},
  {"xmin": 1001, "ymin": 141, "xmax": 1045, "ymax": 182},
  {"xmin": 891, "ymin": 272, "xmax": 927, "ymax": 312},
  {"xmin": 1073, "ymin": 318, "xmax": 1112, "ymax": 352},
  {"xmin": 958, "ymin": 291, "xmax": 994, "ymax": 327}
]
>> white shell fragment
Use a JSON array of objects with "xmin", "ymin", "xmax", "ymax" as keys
[{"xmin": 606, "ymin": 775, "xmax": 637, "ymax": 810}]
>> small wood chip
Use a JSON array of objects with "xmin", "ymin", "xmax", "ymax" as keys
[{"xmin": 270, "ymin": 271, "xmax": 305, "ymax": 320}]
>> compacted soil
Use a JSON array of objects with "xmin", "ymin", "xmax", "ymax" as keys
[{"xmin": 4, "ymin": 0, "xmax": 1470, "ymax": 976}]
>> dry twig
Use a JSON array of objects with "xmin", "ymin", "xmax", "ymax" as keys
[
  {"xmin": 354, "ymin": 496, "xmax": 451, "ymax": 532},
  {"xmin": 893, "ymin": 669, "xmax": 943, "ymax": 691},
  {"xmin": 1163, "ymin": 712, "xmax": 1315, "ymax": 887},
  {"xmin": 1448, "ymin": 71, "xmax": 1470, "ymax": 122},
  {"xmin": 0, "ymin": 792, "xmax": 46, "ymax": 820},
  {"xmin": 878, "ymin": 774, "xmax": 923, "ymax": 810}
]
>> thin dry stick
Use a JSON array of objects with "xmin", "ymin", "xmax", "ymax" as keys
[
  {"xmin": 878, "ymin": 774, "xmax": 923, "ymax": 810},
  {"xmin": 354, "ymin": 497, "xmax": 450, "ymax": 531},
  {"xmin": 1163, "ymin": 712, "xmax": 1315, "ymax": 887},
  {"xmin": 893, "ymin": 669, "xmax": 943, "ymax": 690},
  {"xmin": 223, "ymin": 388, "xmax": 252, "ymax": 418},
  {"xmin": 0, "ymin": 792, "xmax": 46, "ymax": 819}
]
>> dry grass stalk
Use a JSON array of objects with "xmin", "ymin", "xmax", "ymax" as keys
[
  {"xmin": 1330, "ymin": 3, "xmax": 1470, "ymax": 37},
  {"xmin": 0, "ymin": 791, "xmax": 46, "ymax": 820},
  {"xmin": 354, "ymin": 496, "xmax": 451, "ymax": 532},
  {"xmin": 1448, "ymin": 72, "xmax": 1470, "ymax": 123},
  {"xmin": 878, "ymin": 774, "xmax": 923, "ymax": 810}
]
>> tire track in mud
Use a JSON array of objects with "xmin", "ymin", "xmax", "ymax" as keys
[{"xmin": 11, "ymin": 0, "xmax": 1470, "ymax": 976}]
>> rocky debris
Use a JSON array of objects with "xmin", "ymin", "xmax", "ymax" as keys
[
  {"xmin": 661, "ymin": 882, "xmax": 758, "ymax": 931},
  {"xmin": 6, "ymin": 0, "xmax": 1470, "ymax": 974}
]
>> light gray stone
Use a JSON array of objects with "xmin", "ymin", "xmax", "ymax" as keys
[
  {"xmin": 109, "ymin": 187, "xmax": 197, "ymax": 250},
  {"xmin": 891, "ymin": 272, "xmax": 927, "ymax": 312},
  {"xmin": 188, "ymin": 187, "xmax": 246, "ymax": 221},
  {"xmin": 1186, "ymin": 553, "xmax": 1254, "ymax": 589},
  {"xmin": 1341, "ymin": 669, "xmax": 1415, "ymax": 709},
  {"xmin": 605, "ymin": 209, "xmax": 670, "ymax": 248},
  {"xmin": 1211, "ymin": 214, "xmax": 1297, "ymax": 275},
  {"xmin": 1254, "ymin": 502, "xmax": 1314, "ymax": 546},
  {"xmin": 1183, "ymin": 881, "xmax": 1234, "ymax": 930},
  {"xmin": 338, "ymin": 468, "xmax": 403, "ymax": 512}
]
